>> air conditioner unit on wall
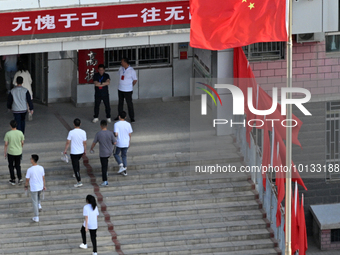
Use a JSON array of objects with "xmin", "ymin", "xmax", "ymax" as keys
[{"xmin": 296, "ymin": 32, "xmax": 325, "ymax": 43}]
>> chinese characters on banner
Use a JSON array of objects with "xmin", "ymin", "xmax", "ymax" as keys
[
  {"xmin": 0, "ymin": 1, "xmax": 190, "ymax": 37},
  {"xmin": 78, "ymin": 49, "xmax": 104, "ymax": 84}
]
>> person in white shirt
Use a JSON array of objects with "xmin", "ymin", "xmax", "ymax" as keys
[
  {"xmin": 64, "ymin": 118, "xmax": 87, "ymax": 188},
  {"xmin": 114, "ymin": 111, "xmax": 133, "ymax": 176},
  {"xmin": 13, "ymin": 60, "xmax": 33, "ymax": 121},
  {"xmin": 24, "ymin": 154, "xmax": 46, "ymax": 223},
  {"xmin": 114, "ymin": 58, "xmax": 137, "ymax": 123},
  {"xmin": 13, "ymin": 60, "xmax": 33, "ymax": 99},
  {"xmin": 79, "ymin": 195, "xmax": 99, "ymax": 255}
]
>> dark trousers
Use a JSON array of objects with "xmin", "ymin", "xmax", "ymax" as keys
[
  {"xmin": 81, "ymin": 226, "xmax": 97, "ymax": 253},
  {"xmin": 118, "ymin": 90, "xmax": 134, "ymax": 120},
  {"xmin": 13, "ymin": 112, "xmax": 27, "ymax": 134},
  {"xmin": 7, "ymin": 154, "xmax": 22, "ymax": 181},
  {"xmin": 100, "ymin": 157, "xmax": 109, "ymax": 182},
  {"xmin": 94, "ymin": 93, "xmax": 111, "ymax": 118},
  {"xmin": 71, "ymin": 154, "xmax": 83, "ymax": 182}
]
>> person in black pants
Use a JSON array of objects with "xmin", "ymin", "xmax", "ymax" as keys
[
  {"xmin": 114, "ymin": 58, "xmax": 137, "ymax": 122},
  {"xmin": 89, "ymin": 120, "xmax": 116, "ymax": 187},
  {"xmin": 80, "ymin": 195, "xmax": 99, "ymax": 255},
  {"xmin": 92, "ymin": 64, "xmax": 111, "ymax": 124},
  {"xmin": 7, "ymin": 76, "xmax": 34, "ymax": 134},
  {"xmin": 4, "ymin": 120, "xmax": 25, "ymax": 185},
  {"xmin": 63, "ymin": 118, "xmax": 87, "ymax": 188}
]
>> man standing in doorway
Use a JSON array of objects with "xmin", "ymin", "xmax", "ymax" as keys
[
  {"xmin": 25, "ymin": 154, "xmax": 46, "ymax": 223},
  {"xmin": 4, "ymin": 120, "xmax": 24, "ymax": 185},
  {"xmin": 90, "ymin": 120, "xmax": 116, "ymax": 187},
  {"xmin": 1, "ymin": 55, "xmax": 18, "ymax": 94},
  {"xmin": 114, "ymin": 58, "xmax": 137, "ymax": 123},
  {"xmin": 114, "ymin": 111, "xmax": 133, "ymax": 176},
  {"xmin": 92, "ymin": 64, "xmax": 111, "ymax": 124},
  {"xmin": 64, "ymin": 118, "xmax": 87, "ymax": 188},
  {"xmin": 7, "ymin": 76, "xmax": 34, "ymax": 134}
]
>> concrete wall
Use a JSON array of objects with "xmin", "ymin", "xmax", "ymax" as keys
[
  {"xmin": 48, "ymin": 51, "xmax": 77, "ymax": 103},
  {"xmin": 292, "ymin": 0, "xmax": 338, "ymax": 33},
  {"xmin": 291, "ymin": 102, "xmax": 326, "ymax": 236},
  {"xmin": 1, "ymin": 0, "xmax": 338, "ymax": 34},
  {"xmin": 74, "ymin": 43, "xmax": 193, "ymax": 106}
]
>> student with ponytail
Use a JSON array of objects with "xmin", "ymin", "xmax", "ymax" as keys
[{"xmin": 79, "ymin": 195, "xmax": 99, "ymax": 255}]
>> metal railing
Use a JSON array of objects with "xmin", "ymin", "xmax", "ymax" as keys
[
  {"xmin": 326, "ymin": 101, "xmax": 340, "ymax": 181},
  {"xmin": 105, "ymin": 44, "xmax": 171, "ymax": 69},
  {"xmin": 243, "ymin": 42, "xmax": 285, "ymax": 61},
  {"xmin": 233, "ymin": 115, "xmax": 285, "ymax": 253}
]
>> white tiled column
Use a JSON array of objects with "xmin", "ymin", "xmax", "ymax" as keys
[{"xmin": 215, "ymin": 48, "xmax": 234, "ymax": 136}]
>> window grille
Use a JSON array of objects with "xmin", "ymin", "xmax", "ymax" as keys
[
  {"xmin": 243, "ymin": 42, "xmax": 285, "ymax": 61},
  {"xmin": 105, "ymin": 44, "xmax": 171, "ymax": 69}
]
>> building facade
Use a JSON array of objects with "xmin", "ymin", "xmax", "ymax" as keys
[{"xmin": 2, "ymin": 0, "xmax": 340, "ymax": 238}]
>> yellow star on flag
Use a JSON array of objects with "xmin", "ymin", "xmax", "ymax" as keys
[
  {"xmin": 242, "ymin": 0, "xmax": 247, "ymax": 2},
  {"xmin": 248, "ymin": 3, "xmax": 255, "ymax": 9}
]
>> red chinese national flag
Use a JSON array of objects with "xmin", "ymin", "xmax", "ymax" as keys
[
  {"xmin": 298, "ymin": 194, "xmax": 308, "ymax": 255},
  {"xmin": 190, "ymin": 0, "xmax": 288, "ymax": 50},
  {"xmin": 233, "ymin": 47, "xmax": 257, "ymax": 147}
]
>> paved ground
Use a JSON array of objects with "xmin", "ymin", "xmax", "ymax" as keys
[
  {"xmin": 0, "ymin": 98, "xmax": 336, "ymax": 254},
  {"xmin": 0, "ymin": 98, "xmax": 191, "ymax": 144}
]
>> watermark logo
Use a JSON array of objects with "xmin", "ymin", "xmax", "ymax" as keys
[
  {"xmin": 198, "ymin": 83, "xmax": 312, "ymax": 116},
  {"xmin": 197, "ymin": 82, "xmax": 222, "ymax": 115}
]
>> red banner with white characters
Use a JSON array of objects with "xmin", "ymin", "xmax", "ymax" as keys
[
  {"xmin": 78, "ymin": 49, "xmax": 104, "ymax": 84},
  {"xmin": 0, "ymin": 1, "xmax": 190, "ymax": 37}
]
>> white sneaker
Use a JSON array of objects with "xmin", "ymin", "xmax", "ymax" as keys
[
  {"xmin": 74, "ymin": 182, "xmax": 83, "ymax": 188},
  {"xmin": 107, "ymin": 118, "xmax": 111, "ymax": 123},
  {"xmin": 93, "ymin": 253, "xmax": 97, "ymax": 255},
  {"xmin": 79, "ymin": 243, "xmax": 88, "ymax": 249},
  {"xmin": 38, "ymin": 204, "xmax": 42, "ymax": 211},
  {"xmin": 122, "ymin": 170, "xmax": 127, "ymax": 176},
  {"xmin": 92, "ymin": 118, "xmax": 99, "ymax": 123},
  {"xmin": 117, "ymin": 163, "xmax": 125, "ymax": 174},
  {"xmin": 100, "ymin": 181, "xmax": 108, "ymax": 187},
  {"xmin": 32, "ymin": 217, "xmax": 39, "ymax": 222}
]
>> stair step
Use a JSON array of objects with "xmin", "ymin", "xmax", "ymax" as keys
[
  {"xmin": 122, "ymin": 239, "xmax": 276, "ymax": 254},
  {"xmin": 115, "ymin": 220, "xmax": 268, "ymax": 239},
  {"xmin": 111, "ymin": 211, "xmax": 265, "ymax": 230},
  {"xmin": 0, "ymin": 231, "xmax": 112, "ymax": 249},
  {"xmin": 0, "ymin": 222, "xmax": 108, "ymax": 238},
  {"xmin": 2, "ymin": 242, "xmax": 116, "ymax": 255}
]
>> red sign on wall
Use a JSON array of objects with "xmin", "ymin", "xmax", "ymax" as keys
[
  {"xmin": 0, "ymin": 1, "xmax": 190, "ymax": 37},
  {"xmin": 78, "ymin": 49, "xmax": 104, "ymax": 84}
]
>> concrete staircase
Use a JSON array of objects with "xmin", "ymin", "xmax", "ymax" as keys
[{"xmin": 0, "ymin": 133, "xmax": 280, "ymax": 255}]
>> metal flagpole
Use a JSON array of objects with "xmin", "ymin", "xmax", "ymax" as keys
[{"xmin": 285, "ymin": 0, "xmax": 293, "ymax": 254}]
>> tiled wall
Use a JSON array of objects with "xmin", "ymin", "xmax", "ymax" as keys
[{"xmin": 249, "ymin": 41, "xmax": 340, "ymax": 96}]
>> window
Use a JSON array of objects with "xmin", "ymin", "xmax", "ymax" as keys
[
  {"xmin": 105, "ymin": 44, "xmax": 171, "ymax": 69},
  {"xmin": 243, "ymin": 42, "xmax": 285, "ymax": 61},
  {"xmin": 331, "ymin": 229, "xmax": 340, "ymax": 242},
  {"xmin": 325, "ymin": 34, "xmax": 340, "ymax": 53},
  {"xmin": 326, "ymin": 101, "xmax": 340, "ymax": 181}
]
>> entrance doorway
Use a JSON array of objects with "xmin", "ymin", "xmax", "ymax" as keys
[
  {"xmin": 0, "ymin": 53, "xmax": 48, "ymax": 105},
  {"xmin": 27, "ymin": 53, "xmax": 48, "ymax": 105}
]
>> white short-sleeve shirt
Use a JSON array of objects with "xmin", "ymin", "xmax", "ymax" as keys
[
  {"xmin": 83, "ymin": 204, "xmax": 99, "ymax": 230},
  {"xmin": 26, "ymin": 165, "xmax": 45, "ymax": 192},
  {"xmin": 114, "ymin": 120, "xmax": 133, "ymax": 148},
  {"xmin": 67, "ymin": 128, "xmax": 87, "ymax": 155},
  {"xmin": 118, "ymin": 66, "xmax": 137, "ymax": 92}
]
